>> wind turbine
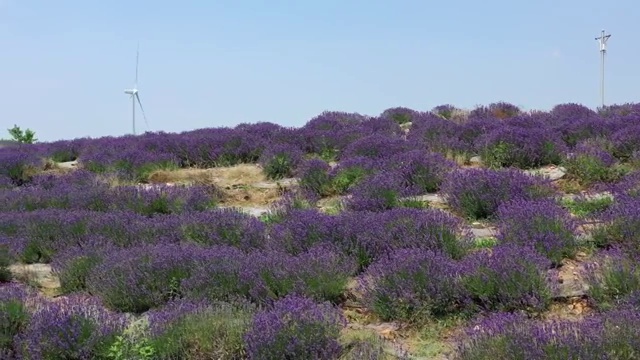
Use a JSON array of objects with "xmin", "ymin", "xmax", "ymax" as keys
[{"xmin": 124, "ymin": 45, "xmax": 148, "ymax": 135}]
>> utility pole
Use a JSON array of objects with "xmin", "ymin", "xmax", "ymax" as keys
[{"xmin": 595, "ymin": 29, "xmax": 611, "ymax": 108}]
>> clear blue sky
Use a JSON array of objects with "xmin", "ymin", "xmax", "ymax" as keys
[{"xmin": 1, "ymin": 1, "xmax": 638, "ymax": 142}]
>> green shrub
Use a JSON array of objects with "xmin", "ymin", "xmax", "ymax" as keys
[
  {"xmin": 152, "ymin": 302, "xmax": 254, "ymax": 360},
  {"xmin": 585, "ymin": 250, "xmax": 640, "ymax": 311},
  {"xmin": 0, "ymin": 244, "xmax": 12, "ymax": 283},
  {"xmin": 561, "ymin": 196, "xmax": 614, "ymax": 218}
]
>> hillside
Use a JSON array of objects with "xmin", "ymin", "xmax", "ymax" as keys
[{"xmin": 2, "ymin": 102, "xmax": 640, "ymax": 359}]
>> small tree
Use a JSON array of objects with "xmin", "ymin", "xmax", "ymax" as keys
[{"xmin": 7, "ymin": 125, "xmax": 37, "ymax": 144}]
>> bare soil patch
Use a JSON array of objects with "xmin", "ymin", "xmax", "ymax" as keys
[{"xmin": 147, "ymin": 164, "xmax": 294, "ymax": 207}]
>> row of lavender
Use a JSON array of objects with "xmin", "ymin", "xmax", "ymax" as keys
[
  {"xmin": 2, "ymin": 100, "xmax": 640, "ymax": 358},
  {"xmin": 2, "ymin": 102, "xmax": 640, "ymax": 186},
  {"xmin": 2, "ymin": 168, "xmax": 640, "ymax": 357}
]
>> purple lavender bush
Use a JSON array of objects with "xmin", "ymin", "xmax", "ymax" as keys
[
  {"xmin": 460, "ymin": 244, "xmax": 553, "ymax": 313},
  {"xmin": 339, "ymin": 133, "xmax": 410, "ymax": 161},
  {"xmin": 469, "ymin": 102, "xmax": 521, "ymax": 120},
  {"xmin": 456, "ymin": 117, "xmax": 502, "ymax": 152},
  {"xmin": 0, "ymin": 175, "xmax": 14, "ymax": 190},
  {"xmin": 338, "ymin": 208, "xmax": 473, "ymax": 270},
  {"xmin": 591, "ymin": 197, "xmax": 640, "ymax": 255},
  {"xmin": 0, "ymin": 209, "xmax": 180, "ymax": 262},
  {"xmin": 455, "ymin": 309, "xmax": 640, "ymax": 360},
  {"xmin": 108, "ymin": 184, "xmax": 219, "ymax": 216},
  {"xmin": 244, "ymin": 295, "xmax": 346, "ymax": 360},
  {"xmin": 386, "ymin": 150, "xmax": 457, "ymax": 193},
  {"xmin": 357, "ymin": 116, "xmax": 404, "ymax": 137},
  {"xmin": 610, "ymin": 170, "xmax": 640, "ymax": 200},
  {"xmin": 242, "ymin": 243, "xmax": 357, "ymax": 304},
  {"xmin": 611, "ymin": 124, "xmax": 640, "ymax": 160},
  {"xmin": 80, "ymin": 138, "xmax": 180, "ymax": 182},
  {"xmin": 258, "ymin": 143, "xmax": 304, "ymax": 180},
  {"xmin": 329, "ymin": 156, "xmax": 380, "ymax": 195},
  {"xmin": 299, "ymin": 111, "xmax": 368, "ymax": 160},
  {"xmin": 359, "ymin": 249, "xmax": 465, "ymax": 322},
  {"xmin": 563, "ymin": 140, "xmax": 625, "ymax": 186},
  {"xmin": 406, "ymin": 112, "xmax": 466, "ymax": 155},
  {"xmin": 1, "ymin": 170, "xmax": 221, "ymax": 215},
  {"xmin": 477, "ymin": 125, "xmax": 567, "ymax": 169},
  {"xmin": 550, "ymin": 102, "xmax": 598, "ymax": 122},
  {"xmin": 40, "ymin": 138, "xmax": 88, "ymax": 163},
  {"xmin": 0, "ymin": 147, "xmax": 42, "ymax": 186},
  {"xmin": 584, "ymin": 248, "xmax": 640, "ymax": 310},
  {"xmin": 346, "ymin": 171, "xmax": 413, "ymax": 212},
  {"xmin": 598, "ymin": 102, "xmax": 640, "ymax": 118},
  {"xmin": 496, "ymin": 199, "xmax": 579, "ymax": 265},
  {"xmin": 87, "ymin": 243, "xmax": 218, "ymax": 313},
  {"xmin": 556, "ymin": 116, "xmax": 613, "ymax": 147},
  {"xmin": 51, "ymin": 238, "xmax": 118, "ymax": 294},
  {"xmin": 178, "ymin": 246, "xmax": 248, "ymax": 303},
  {"xmin": 0, "ymin": 170, "xmax": 112, "ymax": 212},
  {"xmin": 432, "ymin": 104, "xmax": 459, "ymax": 121},
  {"xmin": 266, "ymin": 209, "xmax": 341, "ymax": 255},
  {"xmin": 380, "ymin": 107, "xmax": 420, "ymax": 125},
  {"xmin": 13, "ymin": 295, "xmax": 127, "ymax": 360},
  {"xmin": 441, "ymin": 168, "xmax": 556, "ymax": 220},
  {"xmin": 178, "ymin": 208, "xmax": 266, "ymax": 251},
  {"xmin": 297, "ymin": 158, "xmax": 333, "ymax": 198}
]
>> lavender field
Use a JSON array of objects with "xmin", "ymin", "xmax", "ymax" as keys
[{"xmin": 2, "ymin": 102, "xmax": 640, "ymax": 359}]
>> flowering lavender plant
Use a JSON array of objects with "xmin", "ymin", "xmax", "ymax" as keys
[
  {"xmin": 266, "ymin": 209, "xmax": 341, "ymax": 255},
  {"xmin": 179, "ymin": 209, "xmax": 266, "ymax": 251},
  {"xmin": 469, "ymin": 102, "xmax": 521, "ymax": 120},
  {"xmin": 611, "ymin": 124, "xmax": 640, "ymax": 160},
  {"xmin": 87, "ymin": 243, "xmax": 221, "ymax": 313},
  {"xmin": 496, "ymin": 199, "xmax": 579, "ymax": 265},
  {"xmin": 441, "ymin": 168, "xmax": 555, "ymax": 220},
  {"xmin": 338, "ymin": 208, "xmax": 473, "ymax": 270},
  {"xmin": 477, "ymin": 125, "xmax": 567, "ymax": 169},
  {"xmin": 51, "ymin": 238, "xmax": 118, "ymax": 294},
  {"xmin": 297, "ymin": 158, "xmax": 333, "ymax": 198},
  {"xmin": 13, "ymin": 295, "xmax": 127, "ymax": 360},
  {"xmin": 406, "ymin": 112, "xmax": 466, "ymax": 154},
  {"xmin": 346, "ymin": 171, "xmax": 412, "ymax": 212},
  {"xmin": 0, "ymin": 147, "xmax": 42, "ymax": 186},
  {"xmin": 584, "ymin": 248, "xmax": 640, "ymax": 310},
  {"xmin": 242, "ymin": 243, "xmax": 357, "ymax": 304},
  {"xmin": 563, "ymin": 141, "xmax": 625, "ymax": 185},
  {"xmin": 359, "ymin": 249, "xmax": 465, "ymax": 322},
  {"xmin": 386, "ymin": 149, "xmax": 457, "ymax": 194},
  {"xmin": 380, "ymin": 106, "xmax": 420, "ymax": 125},
  {"xmin": 244, "ymin": 295, "xmax": 346, "ymax": 360},
  {"xmin": 339, "ymin": 133, "xmax": 410, "ymax": 161},
  {"xmin": 591, "ymin": 197, "xmax": 640, "ymax": 255},
  {"xmin": 258, "ymin": 143, "xmax": 304, "ymax": 180},
  {"xmin": 455, "ymin": 309, "xmax": 640, "ymax": 359},
  {"xmin": 329, "ymin": 156, "xmax": 380, "ymax": 195},
  {"xmin": 460, "ymin": 244, "xmax": 553, "ymax": 313},
  {"xmin": 0, "ymin": 283, "xmax": 31, "ymax": 354}
]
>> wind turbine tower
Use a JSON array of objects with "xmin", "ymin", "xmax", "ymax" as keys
[
  {"xmin": 124, "ymin": 45, "xmax": 148, "ymax": 135},
  {"xmin": 595, "ymin": 29, "xmax": 611, "ymax": 108}
]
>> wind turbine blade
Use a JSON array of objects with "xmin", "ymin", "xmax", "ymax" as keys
[{"xmin": 135, "ymin": 93, "xmax": 149, "ymax": 129}]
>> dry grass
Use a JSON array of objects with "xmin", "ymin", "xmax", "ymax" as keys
[
  {"xmin": 147, "ymin": 164, "xmax": 288, "ymax": 207},
  {"xmin": 553, "ymin": 178, "xmax": 586, "ymax": 194},
  {"xmin": 148, "ymin": 164, "xmax": 266, "ymax": 186}
]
